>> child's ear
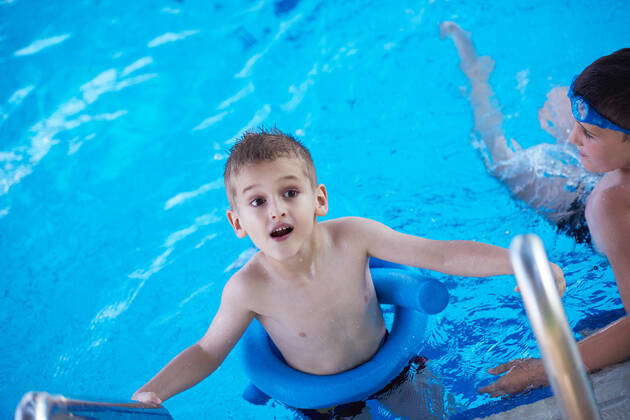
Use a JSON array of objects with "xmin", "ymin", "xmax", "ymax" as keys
[
  {"xmin": 226, "ymin": 209, "xmax": 247, "ymax": 238},
  {"xmin": 315, "ymin": 184, "xmax": 328, "ymax": 217}
]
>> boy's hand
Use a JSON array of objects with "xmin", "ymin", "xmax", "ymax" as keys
[
  {"xmin": 514, "ymin": 262, "xmax": 566, "ymax": 296},
  {"xmin": 131, "ymin": 391, "xmax": 163, "ymax": 407},
  {"xmin": 478, "ymin": 358, "xmax": 547, "ymax": 397},
  {"xmin": 549, "ymin": 263, "xmax": 566, "ymax": 295}
]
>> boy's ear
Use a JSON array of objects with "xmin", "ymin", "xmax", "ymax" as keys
[
  {"xmin": 315, "ymin": 184, "xmax": 328, "ymax": 217},
  {"xmin": 226, "ymin": 209, "xmax": 248, "ymax": 238}
]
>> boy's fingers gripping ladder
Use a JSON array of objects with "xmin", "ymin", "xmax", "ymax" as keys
[{"xmin": 510, "ymin": 234, "xmax": 600, "ymax": 420}]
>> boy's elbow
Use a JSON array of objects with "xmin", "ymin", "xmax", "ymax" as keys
[{"xmin": 194, "ymin": 341, "xmax": 227, "ymax": 369}]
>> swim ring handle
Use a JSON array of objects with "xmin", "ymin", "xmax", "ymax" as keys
[{"xmin": 371, "ymin": 268, "xmax": 449, "ymax": 314}]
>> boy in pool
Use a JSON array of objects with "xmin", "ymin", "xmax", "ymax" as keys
[
  {"xmin": 132, "ymin": 129, "xmax": 565, "ymax": 412},
  {"xmin": 441, "ymin": 22, "xmax": 630, "ymax": 396}
]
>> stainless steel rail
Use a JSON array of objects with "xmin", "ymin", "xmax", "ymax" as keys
[
  {"xmin": 14, "ymin": 391, "xmax": 173, "ymax": 420},
  {"xmin": 510, "ymin": 234, "xmax": 601, "ymax": 420}
]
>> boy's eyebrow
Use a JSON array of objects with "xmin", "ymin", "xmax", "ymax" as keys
[
  {"xmin": 241, "ymin": 184, "xmax": 260, "ymax": 195},
  {"xmin": 241, "ymin": 175, "xmax": 301, "ymax": 195}
]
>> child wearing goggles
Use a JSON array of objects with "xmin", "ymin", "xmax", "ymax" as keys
[{"xmin": 441, "ymin": 21, "xmax": 630, "ymax": 397}]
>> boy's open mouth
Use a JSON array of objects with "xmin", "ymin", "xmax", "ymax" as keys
[{"xmin": 270, "ymin": 224, "xmax": 294, "ymax": 238}]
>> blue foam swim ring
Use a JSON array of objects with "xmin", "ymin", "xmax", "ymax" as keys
[{"xmin": 240, "ymin": 259, "xmax": 449, "ymax": 409}]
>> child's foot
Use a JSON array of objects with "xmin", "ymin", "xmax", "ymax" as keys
[
  {"xmin": 439, "ymin": 21, "xmax": 463, "ymax": 39},
  {"xmin": 439, "ymin": 21, "xmax": 493, "ymax": 82}
]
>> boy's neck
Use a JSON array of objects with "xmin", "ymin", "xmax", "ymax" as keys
[{"xmin": 261, "ymin": 221, "xmax": 325, "ymax": 281}]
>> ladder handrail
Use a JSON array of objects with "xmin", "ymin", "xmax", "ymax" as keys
[
  {"xmin": 15, "ymin": 391, "xmax": 173, "ymax": 420},
  {"xmin": 510, "ymin": 234, "xmax": 600, "ymax": 420}
]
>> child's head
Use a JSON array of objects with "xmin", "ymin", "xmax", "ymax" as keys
[
  {"xmin": 223, "ymin": 128, "xmax": 328, "ymax": 260},
  {"xmin": 568, "ymin": 48, "xmax": 630, "ymax": 173},
  {"xmin": 224, "ymin": 128, "xmax": 317, "ymax": 209},
  {"xmin": 572, "ymin": 48, "xmax": 630, "ymax": 137}
]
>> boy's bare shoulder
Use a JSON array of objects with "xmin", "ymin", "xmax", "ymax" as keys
[
  {"xmin": 591, "ymin": 181, "xmax": 630, "ymax": 218},
  {"xmin": 223, "ymin": 252, "xmax": 270, "ymax": 302},
  {"xmin": 588, "ymin": 181, "xmax": 630, "ymax": 254},
  {"xmin": 322, "ymin": 216, "xmax": 386, "ymax": 237},
  {"xmin": 322, "ymin": 216, "xmax": 374, "ymax": 231}
]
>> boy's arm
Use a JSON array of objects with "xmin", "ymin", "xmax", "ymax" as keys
[
  {"xmin": 344, "ymin": 217, "xmax": 565, "ymax": 292},
  {"xmin": 479, "ymin": 316, "xmax": 630, "ymax": 397},
  {"xmin": 132, "ymin": 277, "xmax": 254, "ymax": 404},
  {"xmin": 590, "ymin": 187, "xmax": 630, "ymax": 314},
  {"xmin": 578, "ymin": 187, "xmax": 630, "ymax": 372},
  {"xmin": 349, "ymin": 216, "xmax": 509, "ymax": 276},
  {"xmin": 479, "ymin": 193, "xmax": 630, "ymax": 397}
]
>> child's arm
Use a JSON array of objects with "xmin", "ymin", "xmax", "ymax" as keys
[
  {"xmin": 132, "ymin": 277, "xmax": 254, "ymax": 404},
  {"xmin": 344, "ymin": 217, "xmax": 565, "ymax": 293},
  {"xmin": 480, "ymin": 192, "xmax": 630, "ymax": 397},
  {"xmin": 479, "ymin": 316, "xmax": 630, "ymax": 397}
]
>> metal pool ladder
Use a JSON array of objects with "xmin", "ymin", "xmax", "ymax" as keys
[
  {"xmin": 14, "ymin": 391, "xmax": 173, "ymax": 420},
  {"xmin": 510, "ymin": 234, "xmax": 601, "ymax": 420}
]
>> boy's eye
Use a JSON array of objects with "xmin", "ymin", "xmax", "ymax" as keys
[
  {"xmin": 250, "ymin": 198, "xmax": 265, "ymax": 207},
  {"xmin": 283, "ymin": 189, "xmax": 299, "ymax": 198},
  {"xmin": 582, "ymin": 127, "xmax": 594, "ymax": 139}
]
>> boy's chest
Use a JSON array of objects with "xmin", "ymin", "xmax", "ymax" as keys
[{"xmin": 255, "ymin": 261, "xmax": 377, "ymax": 324}]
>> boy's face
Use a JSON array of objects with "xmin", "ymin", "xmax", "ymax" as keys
[
  {"xmin": 226, "ymin": 157, "xmax": 328, "ymax": 261},
  {"xmin": 568, "ymin": 121, "xmax": 630, "ymax": 173}
]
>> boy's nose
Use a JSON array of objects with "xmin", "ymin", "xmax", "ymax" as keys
[
  {"xmin": 268, "ymin": 200, "xmax": 287, "ymax": 219},
  {"xmin": 568, "ymin": 124, "xmax": 581, "ymax": 147}
]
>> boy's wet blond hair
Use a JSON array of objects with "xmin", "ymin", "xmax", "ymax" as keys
[{"xmin": 224, "ymin": 128, "xmax": 317, "ymax": 208}]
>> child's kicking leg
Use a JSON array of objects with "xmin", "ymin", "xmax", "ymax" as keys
[{"xmin": 440, "ymin": 21, "xmax": 597, "ymax": 227}]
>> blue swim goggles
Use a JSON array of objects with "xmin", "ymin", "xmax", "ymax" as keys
[{"xmin": 567, "ymin": 79, "xmax": 630, "ymax": 134}]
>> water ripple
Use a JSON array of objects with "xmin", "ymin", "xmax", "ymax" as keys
[
  {"xmin": 13, "ymin": 33, "xmax": 70, "ymax": 56},
  {"xmin": 147, "ymin": 30, "xmax": 199, "ymax": 48}
]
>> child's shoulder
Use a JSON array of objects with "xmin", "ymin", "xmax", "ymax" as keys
[
  {"xmin": 587, "ymin": 177, "xmax": 630, "ymax": 246},
  {"xmin": 592, "ymin": 176, "xmax": 630, "ymax": 215},
  {"xmin": 321, "ymin": 216, "xmax": 372, "ymax": 238},
  {"xmin": 223, "ymin": 253, "xmax": 269, "ymax": 297},
  {"xmin": 322, "ymin": 216, "xmax": 373, "ymax": 229},
  {"xmin": 322, "ymin": 216, "xmax": 389, "ymax": 234}
]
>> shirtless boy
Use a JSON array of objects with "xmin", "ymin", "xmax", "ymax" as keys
[
  {"xmin": 132, "ymin": 129, "xmax": 565, "ymax": 408},
  {"xmin": 441, "ymin": 22, "xmax": 630, "ymax": 396}
]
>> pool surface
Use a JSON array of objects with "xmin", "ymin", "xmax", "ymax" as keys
[{"xmin": 2, "ymin": 0, "xmax": 628, "ymax": 418}]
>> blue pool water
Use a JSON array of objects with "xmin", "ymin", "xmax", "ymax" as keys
[{"xmin": 2, "ymin": 0, "xmax": 628, "ymax": 418}]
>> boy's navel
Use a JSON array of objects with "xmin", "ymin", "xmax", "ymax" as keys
[{"xmin": 299, "ymin": 331, "xmax": 307, "ymax": 338}]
